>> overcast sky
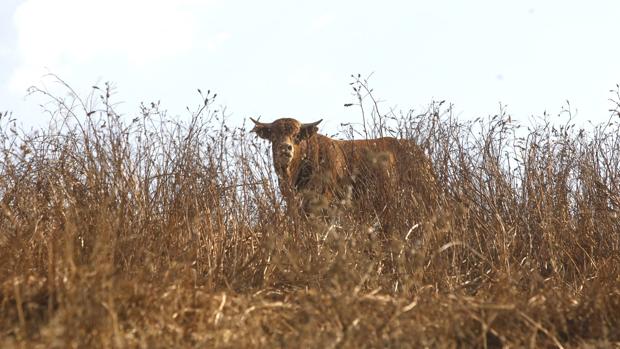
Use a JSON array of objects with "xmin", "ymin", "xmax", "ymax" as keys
[{"xmin": 1, "ymin": 0, "xmax": 619, "ymax": 132}]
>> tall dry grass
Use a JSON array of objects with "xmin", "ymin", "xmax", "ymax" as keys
[{"xmin": 0, "ymin": 76, "xmax": 619, "ymax": 348}]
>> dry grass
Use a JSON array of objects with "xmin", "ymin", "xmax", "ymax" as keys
[{"xmin": 1, "ymin": 77, "xmax": 619, "ymax": 348}]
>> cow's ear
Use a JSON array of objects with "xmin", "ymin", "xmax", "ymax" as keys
[
  {"xmin": 250, "ymin": 117, "xmax": 272, "ymax": 140},
  {"xmin": 297, "ymin": 119, "xmax": 322, "ymax": 142},
  {"xmin": 251, "ymin": 125, "xmax": 272, "ymax": 140}
]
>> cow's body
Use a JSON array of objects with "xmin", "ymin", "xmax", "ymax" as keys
[{"xmin": 251, "ymin": 118, "xmax": 436, "ymax": 215}]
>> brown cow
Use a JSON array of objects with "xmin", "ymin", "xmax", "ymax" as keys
[{"xmin": 250, "ymin": 117, "xmax": 437, "ymax": 217}]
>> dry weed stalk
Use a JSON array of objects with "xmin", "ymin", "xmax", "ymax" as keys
[{"xmin": 0, "ymin": 76, "xmax": 618, "ymax": 348}]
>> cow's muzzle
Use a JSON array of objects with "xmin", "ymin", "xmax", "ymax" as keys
[{"xmin": 278, "ymin": 144, "xmax": 294, "ymax": 160}]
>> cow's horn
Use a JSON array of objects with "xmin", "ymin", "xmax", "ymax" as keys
[
  {"xmin": 302, "ymin": 119, "xmax": 323, "ymax": 128},
  {"xmin": 250, "ymin": 117, "xmax": 272, "ymax": 127}
]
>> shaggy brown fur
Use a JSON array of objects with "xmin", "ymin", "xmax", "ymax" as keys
[{"xmin": 251, "ymin": 117, "xmax": 437, "ymax": 215}]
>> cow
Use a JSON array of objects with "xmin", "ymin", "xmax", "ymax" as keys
[{"xmin": 250, "ymin": 117, "xmax": 437, "ymax": 218}]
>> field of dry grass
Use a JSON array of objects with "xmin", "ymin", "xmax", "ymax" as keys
[{"xmin": 1, "ymin": 79, "xmax": 619, "ymax": 348}]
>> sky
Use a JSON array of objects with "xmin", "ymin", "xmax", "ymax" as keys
[{"xmin": 1, "ymin": 0, "xmax": 620, "ymax": 133}]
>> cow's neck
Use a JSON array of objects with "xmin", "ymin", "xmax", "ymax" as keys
[
  {"xmin": 276, "ymin": 168, "xmax": 296, "ymax": 206},
  {"xmin": 277, "ymin": 160, "xmax": 300, "ymax": 187}
]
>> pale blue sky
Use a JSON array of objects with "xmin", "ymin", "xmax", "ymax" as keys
[{"xmin": 1, "ymin": 0, "xmax": 619, "ymax": 132}]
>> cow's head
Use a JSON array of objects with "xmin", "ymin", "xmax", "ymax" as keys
[{"xmin": 250, "ymin": 117, "xmax": 322, "ymax": 176}]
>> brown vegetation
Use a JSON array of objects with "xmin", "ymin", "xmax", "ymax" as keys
[{"xmin": 1, "ymin": 77, "xmax": 619, "ymax": 348}]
